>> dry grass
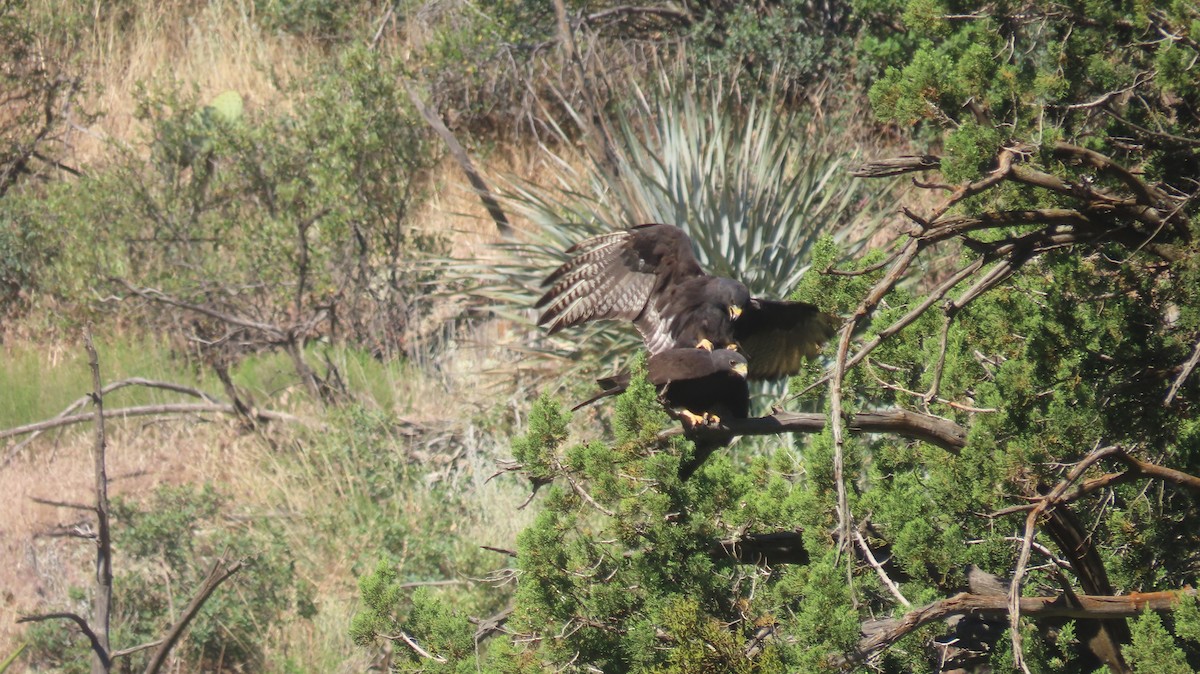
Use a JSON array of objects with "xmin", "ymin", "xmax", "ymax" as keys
[
  {"xmin": 41, "ymin": 0, "xmax": 315, "ymax": 165},
  {"xmin": 0, "ymin": 337, "xmax": 539, "ymax": 669},
  {"xmin": 0, "ymin": 0, "xmax": 556, "ymax": 651},
  {"xmin": 0, "ymin": 418, "xmax": 235, "ymax": 660}
]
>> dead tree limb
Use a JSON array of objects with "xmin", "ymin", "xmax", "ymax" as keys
[
  {"xmin": 841, "ymin": 587, "xmax": 1196, "ymax": 669},
  {"xmin": 16, "ymin": 612, "xmax": 108, "ymax": 669},
  {"xmin": 402, "ymin": 80, "xmax": 512, "ymax": 238},
  {"xmin": 141, "ymin": 556, "xmax": 244, "ymax": 674},
  {"xmin": 110, "ymin": 640, "xmax": 164, "ymax": 659},
  {"xmin": 2, "ymin": 377, "xmax": 225, "ymax": 462},
  {"xmin": 990, "ymin": 448, "xmax": 1200, "ymax": 515},
  {"xmin": 380, "ymin": 630, "xmax": 448, "ymax": 664},
  {"xmin": 115, "ymin": 280, "xmax": 294, "ymax": 340},
  {"xmin": 85, "ymin": 332, "xmax": 113, "ymax": 674},
  {"xmin": 115, "ymin": 281, "xmax": 342, "ymax": 404},
  {"xmin": 1165, "ymin": 333, "xmax": 1200, "ymax": 406},
  {"xmin": 855, "ymin": 530, "xmax": 910, "ymax": 607},
  {"xmin": 828, "ymin": 234, "xmax": 927, "ymax": 560},
  {"xmin": 1008, "ymin": 445, "xmax": 1123, "ymax": 673},
  {"xmin": 851, "ymin": 155, "xmax": 941, "ymax": 177},
  {"xmin": 1042, "ymin": 507, "xmax": 1131, "ymax": 672},
  {"xmin": 674, "ymin": 409, "xmax": 967, "ymax": 453},
  {"xmin": 2, "ymin": 402, "xmax": 310, "ymax": 442}
]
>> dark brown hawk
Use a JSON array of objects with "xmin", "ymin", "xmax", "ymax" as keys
[
  {"xmin": 573, "ymin": 348, "xmax": 750, "ymax": 426},
  {"xmin": 536, "ymin": 224, "xmax": 838, "ymax": 379}
]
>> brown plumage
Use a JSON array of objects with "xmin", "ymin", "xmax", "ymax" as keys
[
  {"xmin": 573, "ymin": 348, "xmax": 750, "ymax": 423},
  {"xmin": 537, "ymin": 224, "xmax": 838, "ymax": 379}
]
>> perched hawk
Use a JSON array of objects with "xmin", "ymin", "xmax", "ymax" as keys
[
  {"xmin": 573, "ymin": 348, "xmax": 750, "ymax": 426},
  {"xmin": 537, "ymin": 224, "xmax": 838, "ymax": 378}
]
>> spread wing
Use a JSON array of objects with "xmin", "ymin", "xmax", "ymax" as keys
[
  {"xmin": 734, "ymin": 299, "xmax": 839, "ymax": 379},
  {"xmin": 536, "ymin": 224, "xmax": 705, "ymax": 342}
]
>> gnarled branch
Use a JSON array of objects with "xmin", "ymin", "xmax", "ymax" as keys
[
  {"xmin": 851, "ymin": 155, "xmax": 941, "ymax": 177},
  {"xmin": 841, "ymin": 587, "xmax": 1196, "ymax": 669},
  {"xmin": 16, "ymin": 612, "xmax": 109, "ymax": 669},
  {"xmin": 664, "ymin": 409, "xmax": 967, "ymax": 453}
]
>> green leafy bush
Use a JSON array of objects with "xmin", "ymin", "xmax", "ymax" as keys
[
  {"xmin": 1, "ymin": 44, "xmax": 440, "ymax": 362},
  {"xmin": 24, "ymin": 483, "xmax": 315, "ymax": 672}
]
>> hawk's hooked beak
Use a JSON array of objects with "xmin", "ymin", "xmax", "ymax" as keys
[
  {"xmin": 732, "ymin": 362, "xmax": 748, "ymax": 377},
  {"xmin": 728, "ymin": 304, "xmax": 743, "ymax": 320}
]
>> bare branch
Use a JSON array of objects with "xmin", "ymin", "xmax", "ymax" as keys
[
  {"xmin": 141, "ymin": 557, "xmax": 244, "ymax": 674},
  {"xmin": 929, "ymin": 145, "xmax": 1021, "ymax": 222},
  {"xmin": 563, "ymin": 472, "xmax": 616, "ymax": 517},
  {"xmin": 16, "ymin": 612, "xmax": 109, "ymax": 668},
  {"xmin": 851, "ymin": 155, "xmax": 942, "ymax": 177},
  {"xmin": 677, "ymin": 409, "xmax": 967, "ymax": 452},
  {"xmin": 30, "ymin": 496, "xmax": 95, "ymax": 512},
  {"xmin": 85, "ymin": 331, "xmax": 113, "ymax": 674},
  {"xmin": 111, "ymin": 640, "xmax": 164, "ymax": 659},
  {"xmin": 2, "ymin": 402, "xmax": 311, "ymax": 443},
  {"xmin": 3, "ymin": 377, "xmax": 225, "ymax": 461},
  {"xmin": 1050, "ymin": 141, "xmax": 1165, "ymax": 207},
  {"xmin": 380, "ymin": 630, "xmax": 449, "ymax": 664},
  {"xmin": 854, "ymin": 530, "xmax": 910, "ymax": 607},
  {"xmin": 582, "ymin": 5, "xmax": 692, "ymax": 25},
  {"xmin": 841, "ymin": 587, "xmax": 1196, "ymax": 669},
  {"xmin": 402, "ymin": 80, "xmax": 512, "ymax": 238},
  {"xmin": 1165, "ymin": 333, "xmax": 1200, "ymax": 405},
  {"xmin": 921, "ymin": 208, "xmax": 1094, "ymax": 244},
  {"xmin": 1008, "ymin": 445, "xmax": 1123, "ymax": 673},
  {"xmin": 992, "ymin": 448, "xmax": 1200, "ymax": 513},
  {"xmin": 114, "ymin": 280, "xmax": 293, "ymax": 341},
  {"xmin": 472, "ymin": 607, "xmax": 515, "ymax": 641},
  {"xmin": 844, "ymin": 256, "xmax": 985, "ymax": 372},
  {"xmin": 1008, "ymin": 165, "xmax": 1177, "ymax": 236},
  {"xmin": 1110, "ymin": 448, "xmax": 1200, "ymax": 492}
]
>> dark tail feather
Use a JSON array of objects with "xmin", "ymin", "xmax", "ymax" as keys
[{"xmin": 571, "ymin": 371, "xmax": 633, "ymax": 411}]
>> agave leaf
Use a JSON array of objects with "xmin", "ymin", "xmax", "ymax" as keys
[{"xmin": 440, "ymin": 74, "xmax": 899, "ymax": 383}]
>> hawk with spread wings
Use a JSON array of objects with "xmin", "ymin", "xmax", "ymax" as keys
[{"xmin": 536, "ymin": 224, "xmax": 838, "ymax": 379}]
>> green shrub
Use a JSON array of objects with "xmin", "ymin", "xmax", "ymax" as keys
[
  {"xmin": 24, "ymin": 483, "xmax": 315, "ymax": 671},
  {"xmin": 3, "ymin": 44, "xmax": 440, "ymax": 362}
]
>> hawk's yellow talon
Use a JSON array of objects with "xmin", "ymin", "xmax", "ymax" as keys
[
  {"xmin": 704, "ymin": 412, "xmax": 722, "ymax": 425},
  {"xmin": 696, "ymin": 338, "xmax": 714, "ymax": 351},
  {"xmin": 680, "ymin": 409, "xmax": 706, "ymax": 425}
]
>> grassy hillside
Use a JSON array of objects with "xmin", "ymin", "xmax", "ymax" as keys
[
  {"xmin": 0, "ymin": 1, "xmax": 879, "ymax": 670},
  {"xmin": 8, "ymin": 1, "xmax": 1200, "ymax": 673}
]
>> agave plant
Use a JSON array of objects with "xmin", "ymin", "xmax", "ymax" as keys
[{"xmin": 449, "ymin": 74, "xmax": 895, "ymax": 381}]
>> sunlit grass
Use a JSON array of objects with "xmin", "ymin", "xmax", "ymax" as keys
[
  {"xmin": 0, "ymin": 335, "xmax": 427, "ymax": 431},
  {"xmin": 0, "ymin": 335, "xmax": 201, "ymax": 429}
]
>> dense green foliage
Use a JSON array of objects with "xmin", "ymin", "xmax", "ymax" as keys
[
  {"xmin": 857, "ymin": 0, "xmax": 1200, "ymax": 188},
  {"xmin": 352, "ymin": 3, "xmax": 1200, "ymax": 673},
  {"xmin": 7, "ymin": 0, "xmax": 1200, "ymax": 672}
]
